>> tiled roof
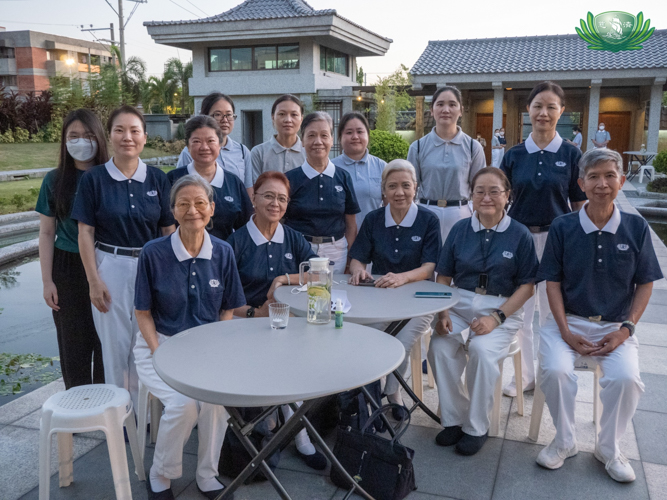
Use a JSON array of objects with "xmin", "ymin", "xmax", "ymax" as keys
[
  {"xmin": 411, "ymin": 31, "xmax": 667, "ymax": 76},
  {"xmin": 146, "ymin": 0, "xmax": 334, "ymax": 25}
]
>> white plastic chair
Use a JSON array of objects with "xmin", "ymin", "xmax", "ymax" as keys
[
  {"xmin": 528, "ymin": 356, "xmax": 602, "ymax": 443},
  {"xmin": 39, "ymin": 384, "xmax": 145, "ymax": 500},
  {"xmin": 489, "ymin": 336, "xmax": 523, "ymax": 437},
  {"xmin": 137, "ymin": 380, "xmax": 163, "ymax": 461},
  {"xmin": 409, "ymin": 328, "xmax": 435, "ymax": 400},
  {"xmin": 639, "ymin": 164, "xmax": 655, "ymax": 184}
]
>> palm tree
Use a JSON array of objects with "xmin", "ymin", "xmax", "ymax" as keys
[
  {"xmin": 147, "ymin": 74, "xmax": 178, "ymax": 114},
  {"xmin": 122, "ymin": 56, "xmax": 147, "ymax": 105},
  {"xmin": 165, "ymin": 57, "xmax": 193, "ymax": 114}
]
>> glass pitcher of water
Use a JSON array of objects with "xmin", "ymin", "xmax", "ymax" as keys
[{"xmin": 299, "ymin": 257, "xmax": 332, "ymax": 324}]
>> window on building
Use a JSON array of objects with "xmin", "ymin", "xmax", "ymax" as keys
[
  {"xmin": 0, "ymin": 47, "xmax": 15, "ymax": 59},
  {"xmin": 320, "ymin": 46, "xmax": 348, "ymax": 76},
  {"xmin": 209, "ymin": 44, "xmax": 299, "ymax": 72},
  {"xmin": 0, "ymin": 75, "xmax": 17, "ymax": 87}
]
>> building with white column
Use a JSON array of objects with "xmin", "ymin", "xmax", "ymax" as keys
[{"xmin": 410, "ymin": 31, "xmax": 667, "ymax": 164}]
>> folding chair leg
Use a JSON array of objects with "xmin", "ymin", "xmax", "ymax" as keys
[
  {"xmin": 514, "ymin": 350, "xmax": 524, "ymax": 416},
  {"xmin": 409, "ymin": 342, "xmax": 423, "ymax": 401},
  {"xmin": 528, "ymin": 373, "xmax": 545, "ymax": 442},
  {"xmin": 489, "ymin": 362, "xmax": 503, "ymax": 438}
]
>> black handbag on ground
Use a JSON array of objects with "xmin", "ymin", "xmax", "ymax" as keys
[
  {"xmin": 330, "ymin": 404, "xmax": 416, "ymax": 500},
  {"xmin": 337, "ymin": 380, "xmax": 386, "ymax": 433}
]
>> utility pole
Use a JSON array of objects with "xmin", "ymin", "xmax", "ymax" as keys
[
  {"xmin": 117, "ymin": 0, "xmax": 125, "ymax": 69},
  {"xmin": 80, "ymin": 24, "xmax": 117, "ymax": 67},
  {"xmin": 110, "ymin": 23, "xmax": 116, "ymax": 67}
]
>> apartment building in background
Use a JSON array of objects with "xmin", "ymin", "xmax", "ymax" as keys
[{"xmin": 0, "ymin": 28, "xmax": 114, "ymax": 94}]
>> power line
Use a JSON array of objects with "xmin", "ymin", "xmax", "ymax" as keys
[
  {"xmin": 185, "ymin": 0, "xmax": 209, "ymax": 16},
  {"xmin": 0, "ymin": 19, "xmax": 80, "ymax": 27},
  {"xmin": 168, "ymin": 0, "xmax": 200, "ymax": 18}
]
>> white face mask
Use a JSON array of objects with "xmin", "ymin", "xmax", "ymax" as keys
[
  {"xmin": 494, "ymin": 133, "xmax": 499, "ymax": 137},
  {"xmin": 66, "ymin": 138, "xmax": 98, "ymax": 162},
  {"xmin": 499, "ymin": 132, "xmax": 504, "ymax": 136},
  {"xmin": 599, "ymin": 126, "xmax": 605, "ymax": 131}
]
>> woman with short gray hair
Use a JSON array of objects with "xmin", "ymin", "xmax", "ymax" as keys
[
  {"xmin": 283, "ymin": 112, "xmax": 361, "ymax": 273},
  {"xmin": 134, "ymin": 173, "xmax": 245, "ymax": 499},
  {"xmin": 168, "ymin": 116, "xmax": 253, "ymax": 240},
  {"xmin": 578, "ymin": 147, "xmax": 624, "ymax": 178},
  {"xmin": 348, "ymin": 159, "xmax": 441, "ymax": 415}
]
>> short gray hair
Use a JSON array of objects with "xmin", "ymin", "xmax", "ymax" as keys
[
  {"xmin": 381, "ymin": 159, "xmax": 417, "ymax": 192},
  {"xmin": 170, "ymin": 174, "xmax": 215, "ymax": 209},
  {"xmin": 578, "ymin": 148, "xmax": 624, "ymax": 179},
  {"xmin": 300, "ymin": 111, "xmax": 334, "ymax": 135}
]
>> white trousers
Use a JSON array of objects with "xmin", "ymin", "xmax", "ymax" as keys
[
  {"xmin": 311, "ymin": 237, "xmax": 348, "ymax": 274},
  {"xmin": 92, "ymin": 248, "xmax": 140, "ymax": 409},
  {"xmin": 134, "ymin": 332, "xmax": 228, "ymax": 481},
  {"xmin": 428, "ymin": 289, "xmax": 523, "ymax": 436},
  {"xmin": 491, "ymin": 149, "xmax": 503, "ymax": 168},
  {"xmin": 539, "ymin": 316, "xmax": 643, "ymax": 460},
  {"xmin": 423, "ymin": 203, "xmax": 472, "ymax": 244},
  {"xmin": 513, "ymin": 231, "xmax": 550, "ymax": 386},
  {"xmin": 371, "ymin": 315, "xmax": 434, "ymax": 396}
]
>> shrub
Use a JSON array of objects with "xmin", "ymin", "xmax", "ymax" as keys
[
  {"xmin": 13, "ymin": 127, "xmax": 30, "ymax": 143},
  {"xmin": 368, "ymin": 129, "xmax": 410, "ymax": 163},
  {"xmin": 11, "ymin": 194, "xmax": 27, "ymax": 210},
  {"xmin": 0, "ymin": 130, "xmax": 14, "ymax": 143},
  {"xmin": 175, "ymin": 122, "xmax": 185, "ymax": 141},
  {"xmin": 652, "ymin": 151, "xmax": 667, "ymax": 175},
  {"xmin": 647, "ymin": 177, "xmax": 667, "ymax": 193}
]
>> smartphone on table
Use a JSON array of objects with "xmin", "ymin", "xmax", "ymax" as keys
[{"xmin": 414, "ymin": 291, "xmax": 452, "ymax": 298}]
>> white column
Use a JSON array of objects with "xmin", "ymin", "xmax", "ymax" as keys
[
  {"xmin": 586, "ymin": 80, "xmax": 602, "ymax": 152},
  {"xmin": 492, "ymin": 82, "xmax": 504, "ymax": 132},
  {"xmin": 647, "ymin": 78, "xmax": 666, "ymax": 160}
]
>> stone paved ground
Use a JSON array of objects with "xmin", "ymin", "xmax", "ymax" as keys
[{"xmin": 1, "ymin": 188, "xmax": 665, "ymax": 500}]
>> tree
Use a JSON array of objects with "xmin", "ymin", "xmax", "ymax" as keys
[
  {"xmin": 147, "ymin": 74, "xmax": 178, "ymax": 114},
  {"xmin": 356, "ymin": 66, "xmax": 364, "ymax": 86},
  {"xmin": 122, "ymin": 56, "xmax": 147, "ymax": 106},
  {"xmin": 165, "ymin": 57, "xmax": 193, "ymax": 114},
  {"xmin": 373, "ymin": 64, "xmax": 413, "ymax": 133}
]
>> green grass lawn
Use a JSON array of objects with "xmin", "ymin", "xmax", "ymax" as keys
[{"xmin": 0, "ymin": 143, "xmax": 173, "ymax": 171}]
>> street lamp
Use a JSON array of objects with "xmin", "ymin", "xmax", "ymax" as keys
[{"xmin": 65, "ymin": 58, "xmax": 75, "ymax": 83}]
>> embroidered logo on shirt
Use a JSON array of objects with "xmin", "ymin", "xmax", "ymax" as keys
[
  {"xmin": 503, "ymin": 251, "xmax": 514, "ymax": 259},
  {"xmin": 285, "ymin": 253, "xmax": 293, "ymax": 260},
  {"xmin": 224, "ymin": 196, "xmax": 234, "ymax": 202},
  {"xmin": 335, "ymin": 185, "xmax": 344, "ymax": 192},
  {"xmin": 617, "ymin": 244, "xmax": 629, "ymax": 251},
  {"xmin": 209, "ymin": 279, "xmax": 220, "ymax": 288},
  {"xmin": 411, "ymin": 236, "xmax": 422, "ymax": 242},
  {"xmin": 555, "ymin": 161, "xmax": 567, "ymax": 167},
  {"xmin": 147, "ymin": 190, "xmax": 158, "ymax": 196}
]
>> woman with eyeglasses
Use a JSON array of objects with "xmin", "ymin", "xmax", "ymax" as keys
[
  {"xmin": 428, "ymin": 167, "xmax": 538, "ymax": 456},
  {"xmin": 227, "ymin": 171, "xmax": 328, "ymax": 471},
  {"xmin": 176, "ymin": 93, "xmax": 251, "ymax": 188},
  {"xmin": 169, "ymin": 115, "xmax": 253, "ymax": 240}
]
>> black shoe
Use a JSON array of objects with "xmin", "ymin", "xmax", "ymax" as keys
[
  {"xmin": 197, "ymin": 480, "xmax": 233, "ymax": 500},
  {"xmin": 391, "ymin": 405, "xmax": 409, "ymax": 421},
  {"xmin": 298, "ymin": 449, "xmax": 328, "ymax": 470},
  {"xmin": 146, "ymin": 478, "xmax": 175, "ymax": 500},
  {"xmin": 435, "ymin": 426, "xmax": 464, "ymax": 446},
  {"xmin": 455, "ymin": 432, "xmax": 488, "ymax": 456}
]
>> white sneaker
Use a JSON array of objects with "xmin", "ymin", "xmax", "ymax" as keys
[
  {"xmin": 594, "ymin": 449, "xmax": 636, "ymax": 482},
  {"xmin": 502, "ymin": 380, "xmax": 535, "ymax": 397},
  {"xmin": 536, "ymin": 439, "xmax": 578, "ymax": 469}
]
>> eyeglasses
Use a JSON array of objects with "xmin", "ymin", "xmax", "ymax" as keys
[
  {"xmin": 255, "ymin": 191, "xmax": 289, "ymax": 205},
  {"xmin": 211, "ymin": 112, "xmax": 237, "ymax": 122},
  {"xmin": 472, "ymin": 189, "xmax": 506, "ymax": 199},
  {"xmin": 175, "ymin": 200, "xmax": 210, "ymax": 211}
]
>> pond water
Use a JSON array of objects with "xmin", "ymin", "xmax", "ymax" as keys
[
  {"xmin": 0, "ymin": 257, "xmax": 60, "ymax": 404},
  {"xmin": 648, "ymin": 220, "xmax": 667, "ymax": 245}
]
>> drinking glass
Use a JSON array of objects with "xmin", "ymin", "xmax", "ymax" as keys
[{"xmin": 269, "ymin": 303, "xmax": 290, "ymax": 329}]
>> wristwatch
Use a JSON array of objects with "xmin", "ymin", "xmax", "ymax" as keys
[
  {"xmin": 621, "ymin": 321, "xmax": 636, "ymax": 336},
  {"xmin": 494, "ymin": 309, "xmax": 507, "ymax": 324},
  {"xmin": 246, "ymin": 306, "xmax": 256, "ymax": 318}
]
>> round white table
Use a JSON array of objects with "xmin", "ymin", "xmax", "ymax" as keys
[
  {"xmin": 274, "ymin": 274, "xmax": 460, "ymax": 324},
  {"xmin": 275, "ymin": 275, "xmax": 460, "ymax": 425},
  {"xmin": 152, "ymin": 318, "xmax": 405, "ymax": 500}
]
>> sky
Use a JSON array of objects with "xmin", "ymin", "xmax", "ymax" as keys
[{"xmin": 0, "ymin": 0, "xmax": 665, "ymax": 81}]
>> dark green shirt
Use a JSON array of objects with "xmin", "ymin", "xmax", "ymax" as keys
[{"xmin": 35, "ymin": 168, "xmax": 84, "ymax": 254}]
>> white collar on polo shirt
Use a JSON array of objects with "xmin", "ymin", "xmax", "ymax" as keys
[
  {"xmin": 186, "ymin": 161, "xmax": 224, "ymax": 188},
  {"xmin": 470, "ymin": 211, "xmax": 511, "ymax": 233},
  {"xmin": 301, "ymin": 160, "xmax": 335, "ymax": 179},
  {"xmin": 171, "ymin": 227, "xmax": 213, "ymax": 261},
  {"xmin": 525, "ymin": 132, "xmax": 563, "ymax": 154},
  {"xmin": 385, "ymin": 202, "xmax": 418, "ymax": 228},
  {"xmin": 105, "ymin": 158, "xmax": 147, "ymax": 182},
  {"xmin": 247, "ymin": 215, "xmax": 285, "ymax": 246},
  {"xmin": 578, "ymin": 202, "xmax": 621, "ymax": 234}
]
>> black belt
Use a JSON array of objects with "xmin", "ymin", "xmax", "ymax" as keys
[
  {"xmin": 95, "ymin": 241, "xmax": 143, "ymax": 258},
  {"xmin": 303, "ymin": 235, "xmax": 342, "ymax": 244},
  {"xmin": 526, "ymin": 225, "xmax": 550, "ymax": 233},
  {"xmin": 420, "ymin": 198, "xmax": 468, "ymax": 207}
]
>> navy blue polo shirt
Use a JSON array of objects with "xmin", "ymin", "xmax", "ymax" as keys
[
  {"xmin": 227, "ymin": 218, "xmax": 317, "ymax": 308},
  {"xmin": 134, "ymin": 228, "xmax": 245, "ymax": 336},
  {"xmin": 437, "ymin": 213, "xmax": 540, "ymax": 297},
  {"xmin": 71, "ymin": 159, "xmax": 175, "ymax": 248},
  {"xmin": 537, "ymin": 204, "xmax": 663, "ymax": 322},
  {"xmin": 168, "ymin": 163, "xmax": 253, "ymax": 240},
  {"xmin": 349, "ymin": 203, "xmax": 441, "ymax": 275},
  {"xmin": 284, "ymin": 161, "xmax": 360, "ymax": 239},
  {"xmin": 501, "ymin": 133, "xmax": 586, "ymax": 227}
]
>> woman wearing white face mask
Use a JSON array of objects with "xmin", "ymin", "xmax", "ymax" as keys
[
  {"xmin": 491, "ymin": 129, "xmax": 503, "ymax": 168},
  {"xmin": 36, "ymin": 109, "xmax": 109, "ymax": 388}
]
